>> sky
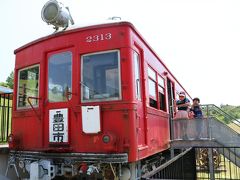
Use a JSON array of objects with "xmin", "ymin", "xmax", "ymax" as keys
[{"xmin": 1, "ymin": 0, "xmax": 240, "ymax": 106}]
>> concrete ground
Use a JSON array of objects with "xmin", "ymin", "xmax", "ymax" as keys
[{"xmin": 0, "ymin": 147, "xmax": 18, "ymax": 180}]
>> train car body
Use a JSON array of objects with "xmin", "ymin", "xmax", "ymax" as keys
[{"xmin": 8, "ymin": 22, "xmax": 190, "ymax": 179}]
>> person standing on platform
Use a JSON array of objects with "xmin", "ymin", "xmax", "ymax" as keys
[
  {"xmin": 176, "ymin": 91, "xmax": 191, "ymax": 119},
  {"xmin": 174, "ymin": 91, "xmax": 191, "ymax": 140}
]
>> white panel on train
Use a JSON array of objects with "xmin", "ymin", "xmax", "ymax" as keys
[
  {"xmin": 82, "ymin": 106, "xmax": 101, "ymax": 133},
  {"xmin": 49, "ymin": 108, "xmax": 68, "ymax": 143}
]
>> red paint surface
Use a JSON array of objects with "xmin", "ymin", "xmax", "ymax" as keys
[{"xmin": 12, "ymin": 22, "xmax": 190, "ymax": 162}]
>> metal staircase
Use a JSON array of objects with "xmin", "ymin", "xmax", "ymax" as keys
[
  {"xmin": 209, "ymin": 116, "xmax": 240, "ymax": 168},
  {"xmin": 210, "ymin": 116, "xmax": 240, "ymax": 147},
  {"xmin": 171, "ymin": 104, "xmax": 240, "ymax": 168}
]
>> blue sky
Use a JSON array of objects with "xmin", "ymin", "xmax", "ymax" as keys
[{"xmin": 1, "ymin": 0, "xmax": 240, "ymax": 105}]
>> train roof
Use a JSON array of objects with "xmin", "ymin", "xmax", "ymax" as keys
[{"xmin": 14, "ymin": 21, "xmax": 191, "ymax": 99}]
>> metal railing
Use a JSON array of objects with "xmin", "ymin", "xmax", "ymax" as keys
[
  {"xmin": 172, "ymin": 118, "xmax": 210, "ymax": 140},
  {"xmin": 0, "ymin": 93, "xmax": 12, "ymax": 143},
  {"xmin": 160, "ymin": 104, "xmax": 240, "ymax": 179},
  {"xmin": 171, "ymin": 104, "xmax": 240, "ymax": 146},
  {"xmin": 143, "ymin": 148, "xmax": 197, "ymax": 179},
  {"xmin": 202, "ymin": 104, "xmax": 240, "ymax": 129},
  {"xmin": 145, "ymin": 147, "xmax": 240, "ymax": 180},
  {"xmin": 172, "ymin": 118, "xmax": 240, "ymax": 147},
  {"xmin": 196, "ymin": 147, "xmax": 240, "ymax": 180}
]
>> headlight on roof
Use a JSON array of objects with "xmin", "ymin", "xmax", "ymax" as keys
[{"xmin": 41, "ymin": 0, "xmax": 74, "ymax": 31}]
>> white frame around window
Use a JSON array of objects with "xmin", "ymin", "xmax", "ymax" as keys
[
  {"xmin": 134, "ymin": 51, "xmax": 141, "ymax": 100},
  {"xmin": 158, "ymin": 75, "xmax": 165, "ymax": 88},
  {"xmin": 81, "ymin": 49, "xmax": 122, "ymax": 102},
  {"xmin": 17, "ymin": 64, "xmax": 40, "ymax": 109},
  {"xmin": 148, "ymin": 78, "xmax": 157, "ymax": 100},
  {"xmin": 148, "ymin": 66, "xmax": 156, "ymax": 81},
  {"xmin": 158, "ymin": 85, "xmax": 165, "ymax": 94}
]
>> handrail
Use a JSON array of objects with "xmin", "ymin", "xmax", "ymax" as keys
[
  {"xmin": 171, "ymin": 104, "xmax": 240, "ymax": 147},
  {"xmin": 142, "ymin": 148, "xmax": 192, "ymax": 178},
  {"xmin": 210, "ymin": 104, "xmax": 238, "ymax": 121},
  {"xmin": 170, "ymin": 104, "xmax": 240, "ymax": 141},
  {"xmin": 27, "ymin": 96, "xmax": 42, "ymax": 121},
  {"xmin": 65, "ymin": 91, "xmax": 77, "ymax": 117},
  {"xmin": 201, "ymin": 104, "xmax": 240, "ymax": 128}
]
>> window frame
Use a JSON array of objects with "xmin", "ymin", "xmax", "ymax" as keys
[
  {"xmin": 17, "ymin": 64, "xmax": 40, "ymax": 110},
  {"xmin": 148, "ymin": 66, "xmax": 157, "ymax": 108},
  {"xmin": 133, "ymin": 51, "xmax": 141, "ymax": 100},
  {"xmin": 157, "ymin": 74, "xmax": 167, "ymax": 111},
  {"xmin": 148, "ymin": 66, "xmax": 157, "ymax": 100},
  {"xmin": 81, "ymin": 49, "xmax": 122, "ymax": 103},
  {"xmin": 147, "ymin": 65, "xmax": 167, "ymax": 111}
]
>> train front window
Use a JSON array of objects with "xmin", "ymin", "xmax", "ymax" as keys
[
  {"xmin": 48, "ymin": 52, "xmax": 72, "ymax": 102},
  {"xmin": 17, "ymin": 65, "xmax": 39, "ymax": 109},
  {"xmin": 81, "ymin": 50, "xmax": 121, "ymax": 102}
]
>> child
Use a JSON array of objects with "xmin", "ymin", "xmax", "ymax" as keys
[
  {"xmin": 190, "ymin": 97, "xmax": 203, "ymax": 118},
  {"xmin": 190, "ymin": 97, "xmax": 204, "ymax": 139}
]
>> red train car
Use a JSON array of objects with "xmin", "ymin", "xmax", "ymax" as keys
[{"xmin": 8, "ymin": 21, "xmax": 190, "ymax": 179}]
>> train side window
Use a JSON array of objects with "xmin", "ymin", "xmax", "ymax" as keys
[
  {"xmin": 17, "ymin": 65, "xmax": 39, "ymax": 109},
  {"xmin": 48, "ymin": 52, "xmax": 72, "ymax": 102},
  {"xmin": 148, "ymin": 67, "xmax": 157, "ymax": 109},
  {"xmin": 134, "ymin": 52, "xmax": 141, "ymax": 100},
  {"xmin": 158, "ymin": 75, "xmax": 166, "ymax": 111}
]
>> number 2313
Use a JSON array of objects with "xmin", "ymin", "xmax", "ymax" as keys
[{"xmin": 85, "ymin": 33, "xmax": 112, "ymax": 43}]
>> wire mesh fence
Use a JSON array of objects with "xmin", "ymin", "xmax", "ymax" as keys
[
  {"xmin": 196, "ymin": 147, "xmax": 240, "ymax": 180},
  {"xmin": 0, "ymin": 93, "xmax": 12, "ymax": 143},
  {"xmin": 146, "ymin": 147, "xmax": 240, "ymax": 180}
]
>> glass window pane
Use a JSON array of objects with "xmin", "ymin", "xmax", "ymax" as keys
[
  {"xmin": 150, "ymin": 98, "xmax": 157, "ymax": 109},
  {"xmin": 148, "ymin": 67, "xmax": 156, "ymax": 80},
  {"xmin": 158, "ymin": 75, "xmax": 165, "ymax": 87},
  {"xmin": 134, "ymin": 52, "xmax": 141, "ymax": 100},
  {"xmin": 159, "ymin": 91, "xmax": 166, "ymax": 111},
  {"xmin": 82, "ymin": 51, "xmax": 120, "ymax": 102},
  {"xmin": 158, "ymin": 85, "xmax": 164, "ymax": 94},
  {"xmin": 148, "ymin": 79, "xmax": 156, "ymax": 99},
  {"xmin": 48, "ymin": 52, "xmax": 72, "ymax": 102},
  {"xmin": 18, "ymin": 65, "xmax": 39, "ymax": 108}
]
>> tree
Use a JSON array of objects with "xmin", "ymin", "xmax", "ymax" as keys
[
  {"xmin": 0, "ymin": 82, "xmax": 8, "ymax": 87},
  {"xmin": 0, "ymin": 71, "xmax": 14, "ymax": 89},
  {"xmin": 6, "ymin": 71, "xmax": 14, "ymax": 89}
]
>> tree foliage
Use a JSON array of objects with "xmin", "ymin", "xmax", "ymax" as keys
[
  {"xmin": 217, "ymin": 104, "xmax": 240, "ymax": 124},
  {"xmin": 0, "ymin": 71, "xmax": 14, "ymax": 89},
  {"xmin": 6, "ymin": 71, "xmax": 14, "ymax": 89},
  {"xmin": 0, "ymin": 82, "xmax": 8, "ymax": 87}
]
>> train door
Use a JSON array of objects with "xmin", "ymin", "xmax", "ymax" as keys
[
  {"xmin": 44, "ymin": 50, "xmax": 74, "ymax": 147},
  {"xmin": 167, "ymin": 78, "xmax": 175, "ymax": 139},
  {"xmin": 133, "ymin": 51, "xmax": 146, "ymax": 147}
]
